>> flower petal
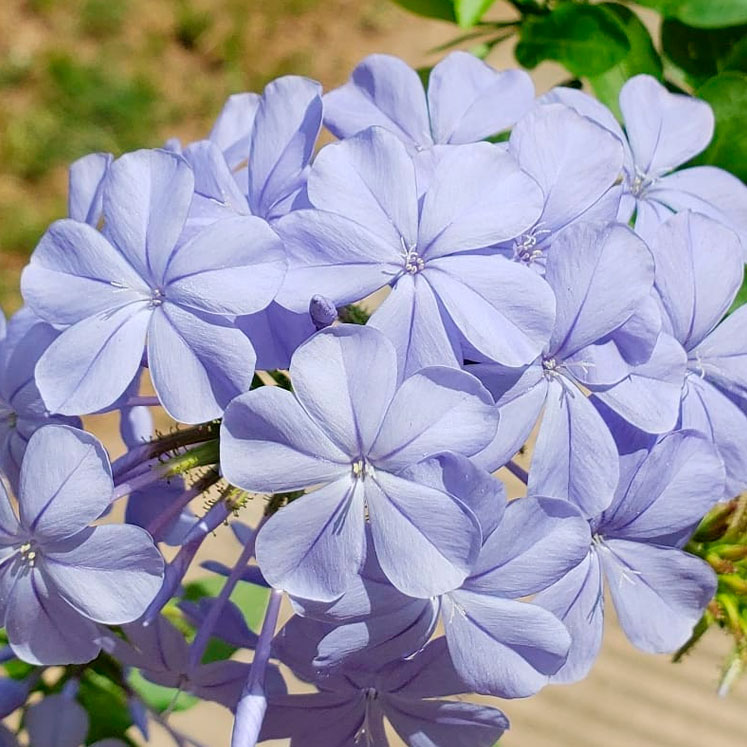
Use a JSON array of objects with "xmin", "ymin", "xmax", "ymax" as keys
[
  {"xmin": 103, "ymin": 149, "xmax": 194, "ymax": 284},
  {"xmin": 21, "ymin": 219, "xmax": 149, "ymax": 325},
  {"xmin": 323, "ymin": 54, "xmax": 431, "ymax": 148},
  {"xmin": 533, "ymin": 550, "xmax": 604, "ymax": 684},
  {"xmin": 221, "ymin": 385, "xmax": 348, "ymax": 493},
  {"xmin": 34, "ymin": 303, "xmax": 150, "ymax": 416},
  {"xmin": 6, "ymin": 569, "xmax": 100, "ymax": 665},
  {"xmin": 148, "ymin": 304, "xmax": 256, "ymax": 424},
  {"xmin": 600, "ymin": 539, "xmax": 716, "ymax": 653},
  {"xmin": 247, "ymin": 76, "xmax": 322, "ymax": 220},
  {"xmin": 370, "ymin": 367, "xmax": 497, "ymax": 472},
  {"xmin": 255, "ymin": 477, "xmax": 365, "ymax": 602},
  {"xmin": 443, "ymin": 591, "xmax": 570, "ymax": 698},
  {"xmin": 529, "ymin": 378, "xmax": 618, "ymax": 518},
  {"xmin": 365, "ymin": 470, "xmax": 481, "ymax": 597},
  {"xmin": 418, "ymin": 144, "xmax": 543, "ymax": 258},
  {"xmin": 429, "ymin": 52, "xmax": 533, "ymax": 144},
  {"xmin": 425, "ymin": 254, "xmax": 555, "ymax": 367},
  {"xmin": 68, "ymin": 152, "xmax": 112, "ymax": 225},
  {"xmin": 290, "ymin": 325, "xmax": 399, "ymax": 455},
  {"xmin": 19, "ymin": 425, "xmax": 112, "ymax": 540}
]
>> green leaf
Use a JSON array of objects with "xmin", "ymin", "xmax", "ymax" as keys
[
  {"xmin": 389, "ymin": 0, "xmax": 457, "ymax": 22},
  {"xmin": 633, "ymin": 0, "xmax": 747, "ymax": 28},
  {"xmin": 454, "ymin": 0, "xmax": 496, "ymax": 27},
  {"xmin": 516, "ymin": 4, "xmax": 630, "ymax": 78},
  {"xmin": 127, "ymin": 669, "xmax": 198, "ymax": 714},
  {"xmin": 589, "ymin": 4, "xmax": 663, "ymax": 116},
  {"xmin": 662, "ymin": 19, "xmax": 747, "ymax": 86},
  {"xmin": 692, "ymin": 72, "xmax": 747, "ymax": 182},
  {"xmin": 183, "ymin": 574, "xmax": 270, "ymax": 632},
  {"xmin": 78, "ymin": 671, "xmax": 135, "ymax": 744}
]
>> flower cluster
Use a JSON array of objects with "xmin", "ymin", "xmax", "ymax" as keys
[{"xmin": 1, "ymin": 50, "xmax": 747, "ymax": 746}]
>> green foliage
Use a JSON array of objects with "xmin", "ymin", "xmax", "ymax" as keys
[
  {"xmin": 454, "ymin": 0, "xmax": 497, "ymax": 27},
  {"xmin": 128, "ymin": 669, "xmax": 199, "ymax": 714},
  {"xmin": 78, "ymin": 671, "xmax": 136, "ymax": 744},
  {"xmin": 692, "ymin": 72, "xmax": 747, "ymax": 181},
  {"xmin": 390, "ymin": 0, "xmax": 457, "ymax": 22},
  {"xmin": 633, "ymin": 0, "xmax": 747, "ymax": 29},
  {"xmin": 79, "ymin": 0, "xmax": 129, "ymax": 37},
  {"xmin": 589, "ymin": 3, "xmax": 663, "ymax": 115},
  {"xmin": 662, "ymin": 19, "xmax": 747, "ymax": 86},
  {"xmin": 516, "ymin": 3, "xmax": 630, "ymax": 77},
  {"xmin": 175, "ymin": 0, "xmax": 214, "ymax": 50}
]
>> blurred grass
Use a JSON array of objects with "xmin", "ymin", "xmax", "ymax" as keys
[{"xmin": 0, "ymin": 0, "xmax": 405, "ymax": 312}]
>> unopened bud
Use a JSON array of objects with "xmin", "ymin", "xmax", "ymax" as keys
[{"xmin": 309, "ymin": 295, "xmax": 338, "ymax": 330}]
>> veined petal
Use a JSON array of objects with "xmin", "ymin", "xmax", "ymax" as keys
[
  {"xmin": 443, "ymin": 591, "xmax": 570, "ymax": 698},
  {"xmin": 68, "ymin": 152, "xmax": 112, "ymax": 225},
  {"xmin": 323, "ymin": 54, "xmax": 431, "ymax": 148},
  {"xmin": 21, "ymin": 220, "xmax": 149, "ymax": 325},
  {"xmin": 307, "ymin": 127, "xmax": 418, "ymax": 249},
  {"xmin": 425, "ymin": 254, "xmax": 555, "ymax": 367},
  {"xmin": 529, "ymin": 378, "xmax": 618, "ymax": 518},
  {"xmin": 255, "ymin": 477, "xmax": 366, "ymax": 602},
  {"xmin": 34, "ymin": 303, "xmax": 150, "ymax": 416},
  {"xmin": 290, "ymin": 325, "xmax": 399, "ymax": 455},
  {"xmin": 103, "ymin": 149, "xmax": 194, "ymax": 285},
  {"xmin": 18, "ymin": 425, "xmax": 111, "ymax": 540},
  {"xmin": 429, "ymin": 53, "xmax": 533, "ymax": 144},
  {"xmin": 419, "ymin": 144, "xmax": 543, "ymax": 259},
  {"xmin": 600, "ymin": 539, "xmax": 716, "ymax": 653},
  {"xmin": 221, "ymin": 385, "xmax": 349, "ymax": 493},
  {"xmin": 164, "ymin": 215, "xmax": 286, "ymax": 316},
  {"xmin": 366, "ymin": 471, "xmax": 481, "ymax": 598},
  {"xmin": 43, "ymin": 524, "xmax": 163, "ymax": 624},
  {"xmin": 370, "ymin": 367, "xmax": 496, "ymax": 472},
  {"xmin": 148, "ymin": 304, "xmax": 256, "ymax": 424}
]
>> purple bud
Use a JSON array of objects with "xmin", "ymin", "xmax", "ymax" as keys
[{"xmin": 309, "ymin": 295, "xmax": 338, "ymax": 330}]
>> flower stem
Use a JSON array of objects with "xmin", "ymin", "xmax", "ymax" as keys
[
  {"xmin": 188, "ymin": 519, "xmax": 264, "ymax": 669},
  {"xmin": 231, "ymin": 589, "xmax": 283, "ymax": 747}
]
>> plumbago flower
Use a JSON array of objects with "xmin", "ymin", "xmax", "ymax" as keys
[
  {"xmin": 472, "ymin": 220, "xmax": 685, "ymax": 514},
  {"xmin": 284, "ymin": 457, "xmax": 590, "ymax": 699},
  {"xmin": 544, "ymin": 75, "xmax": 747, "ymax": 251},
  {"xmin": 275, "ymin": 125, "xmax": 555, "ymax": 375},
  {"xmin": 499, "ymin": 103, "xmax": 623, "ymax": 269},
  {"xmin": 324, "ymin": 51, "xmax": 533, "ymax": 156},
  {"xmin": 262, "ymin": 637, "xmax": 509, "ymax": 747},
  {"xmin": 21, "ymin": 148, "xmax": 286, "ymax": 423},
  {"xmin": 535, "ymin": 428, "xmax": 723, "ymax": 682},
  {"xmin": 648, "ymin": 210, "xmax": 747, "ymax": 497},
  {"xmin": 181, "ymin": 75, "xmax": 323, "ymax": 370},
  {"xmin": 0, "ymin": 308, "xmax": 80, "ymax": 488},
  {"xmin": 221, "ymin": 324, "xmax": 498, "ymax": 601},
  {"xmin": 0, "ymin": 425, "xmax": 163, "ymax": 664}
]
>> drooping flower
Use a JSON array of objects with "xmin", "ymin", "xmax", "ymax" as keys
[
  {"xmin": 0, "ymin": 425, "xmax": 164, "ymax": 665},
  {"xmin": 21, "ymin": 148, "xmax": 287, "ymax": 423},
  {"xmin": 100, "ymin": 614, "xmax": 257, "ymax": 711},
  {"xmin": 647, "ymin": 210, "xmax": 747, "ymax": 496},
  {"xmin": 0, "ymin": 308, "xmax": 80, "ymax": 489},
  {"xmin": 544, "ymin": 75, "xmax": 747, "ymax": 253},
  {"xmin": 535, "ymin": 429, "xmax": 722, "ymax": 682},
  {"xmin": 324, "ymin": 51, "xmax": 534, "ymax": 154},
  {"xmin": 274, "ymin": 126, "xmax": 554, "ymax": 375},
  {"xmin": 263, "ymin": 636, "xmax": 509, "ymax": 747},
  {"xmin": 221, "ymin": 324, "xmax": 498, "ymax": 601}
]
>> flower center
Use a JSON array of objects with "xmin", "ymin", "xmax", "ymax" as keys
[
  {"xmin": 542, "ymin": 355, "xmax": 560, "ymax": 378},
  {"xmin": 512, "ymin": 224, "xmax": 550, "ymax": 265},
  {"xmin": 149, "ymin": 287, "xmax": 166, "ymax": 308},
  {"xmin": 630, "ymin": 169, "xmax": 656, "ymax": 198},
  {"xmin": 400, "ymin": 237, "xmax": 425, "ymax": 275},
  {"xmin": 351, "ymin": 458, "xmax": 375, "ymax": 481},
  {"xmin": 18, "ymin": 541, "xmax": 38, "ymax": 568}
]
